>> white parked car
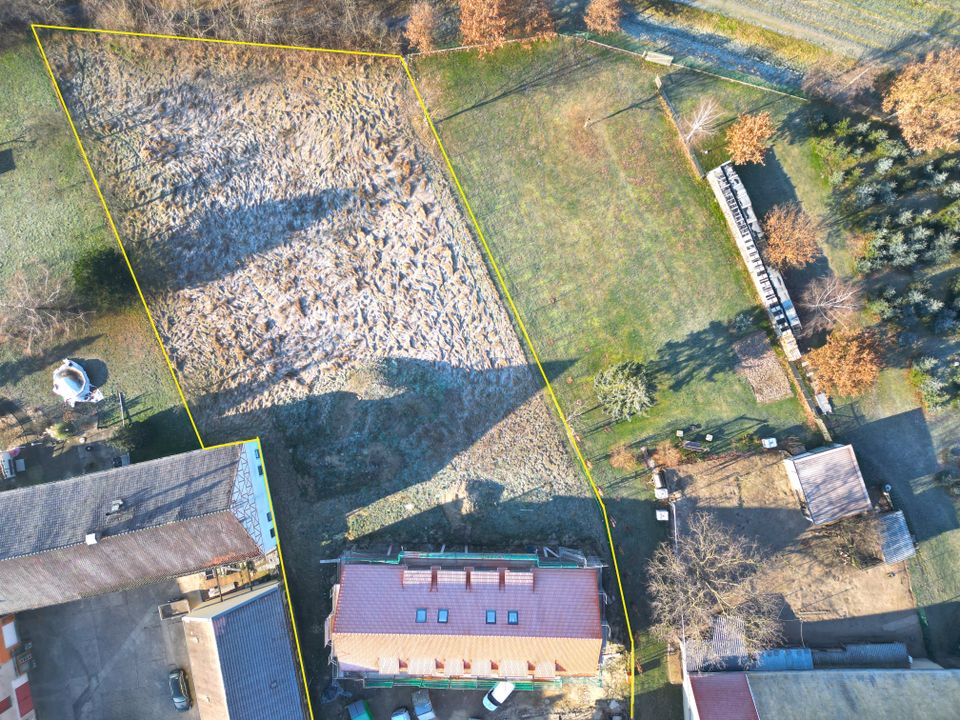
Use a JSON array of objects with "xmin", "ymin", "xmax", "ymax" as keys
[{"xmin": 482, "ymin": 682, "xmax": 515, "ymax": 712}]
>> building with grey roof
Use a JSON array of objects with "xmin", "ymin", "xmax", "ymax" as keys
[
  {"xmin": 686, "ymin": 669, "xmax": 960, "ymax": 720},
  {"xmin": 0, "ymin": 441, "xmax": 276, "ymax": 613},
  {"xmin": 182, "ymin": 582, "xmax": 308, "ymax": 720},
  {"xmin": 782, "ymin": 444, "xmax": 872, "ymax": 525}
]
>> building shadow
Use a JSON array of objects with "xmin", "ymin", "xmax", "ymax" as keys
[{"xmin": 830, "ymin": 406, "xmax": 955, "ymax": 544}]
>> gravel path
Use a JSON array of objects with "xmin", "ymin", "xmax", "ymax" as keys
[{"xmin": 621, "ymin": 12, "xmax": 805, "ymax": 90}]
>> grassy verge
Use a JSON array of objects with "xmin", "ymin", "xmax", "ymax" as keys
[
  {"xmin": 0, "ymin": 41, "xmax": 193, "ymax": 458},
  {"xmin": 413, "ymin": 38, "xmax": 812, "ymax": 714}
]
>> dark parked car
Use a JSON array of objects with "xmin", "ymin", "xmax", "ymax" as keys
[{"xmin": 168, "ymin": 668, "xmax": 191, "ymax": 712}]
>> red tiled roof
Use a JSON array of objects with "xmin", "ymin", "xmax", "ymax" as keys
[
  {"xmin": 333, "ymin": 564, "xmax": 600, "ymax": 638},
  {"xmin": 689, "ymin": 674, "xmax": 760, "ymax": 720},
  {"xmin": 329, "ymin": 563, "xmax": 602, "ymax": 677}
]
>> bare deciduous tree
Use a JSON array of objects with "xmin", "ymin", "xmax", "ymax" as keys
[
  {"xmin": 681, "ymin": 97, "xmax": 721, "ymax": 147},
  {"xmin": 0, "ymin": 264, "xmax": 86, "ymax": 355},
  {"xmin": 798, "ymin": 275, "xmax": 861, "ymax": 333},
  {"xmin": 406, "ymin": 1, "xmax": 438, "ymax": 52},
  {"xmin": 647, "ymin": 513, "xmax": 783, "ymax": 668},
  {"xmin": 584, "ymin": 0, "xmax": 621, "ymax": 34}
]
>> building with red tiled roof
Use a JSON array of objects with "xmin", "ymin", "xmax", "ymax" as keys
[{"xmin": 325, "ymin": 552, "xmax": 605, "ymax": 682}]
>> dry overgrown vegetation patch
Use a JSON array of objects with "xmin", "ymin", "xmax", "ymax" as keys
[
  {"xmin": 733, "ymin": 331, "xmax": 792, "ymax": 404},
  {"xmin": 45, "ymin": 31, "xmax": 603, "ymax": 665}
]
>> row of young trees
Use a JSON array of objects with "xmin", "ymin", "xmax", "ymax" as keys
[{"xmin": 405, "ymin": 0, "xmax": 623, "ymax": 52}]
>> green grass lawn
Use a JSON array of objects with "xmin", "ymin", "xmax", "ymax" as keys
[
  {"xmin": 664, "ymin": 66, "xmax": 960, "ymax": 661},
  {"xmin": 413, "ymin": 38, "xmax": 812, "ymax": 715},
  {"xmin": 0, "ymin": 41, "xmax": 194, "ymax": 460}
]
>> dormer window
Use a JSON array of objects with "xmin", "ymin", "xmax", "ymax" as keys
[
  {"xmin": 508, "ymin": 610, "xmax": 519, "ymax": 625},
  {"xmin": 486, "ymin": 610, "xmax": 496, "ymax": 624},
  {"xmin": 416, "ymin": 608, "xmax": 427, "ymax": 623}
]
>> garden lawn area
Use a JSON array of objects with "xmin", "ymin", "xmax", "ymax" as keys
[
  {"xmin": 413, "ymin": 39, "xmax": 812, "ymax": 716},
  {"xmin": 666, "ymin": 67, "xmax": 960, "ymax": 661},
  {"xmin": 0, "ymin": 41, "xmax": 194, "ymax": 459}
]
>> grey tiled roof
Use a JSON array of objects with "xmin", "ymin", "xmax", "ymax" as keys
[
  {"xmin": 185, "ymin": 583, "xmax": 308, "ymax": 720},
  {"xmin": 0, "ymin": 444, "xmax": 243, "ymax": 560}
]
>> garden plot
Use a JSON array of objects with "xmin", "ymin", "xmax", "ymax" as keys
[
  {"xmin": 733, "ymin": 332, "xmax": 792, "ymax": 404},
  {"xmin": 44, "ymin": 31, "xmax": 603, "ymax": 678}
]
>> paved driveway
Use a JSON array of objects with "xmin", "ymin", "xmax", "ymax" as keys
[{"xmin": 17, "ymin": 581, "xmax": 200, "ymax": 720}]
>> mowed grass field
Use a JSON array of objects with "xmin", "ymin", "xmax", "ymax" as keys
[
  {"xmin": 0, "ymin": 41, "xmax": 194, "ymax": 458},
  {"xmin": 414, "ymin": 39, "xmax": 810, "ymax": 476},
  {"xmin": 666, "ymin": 68, "xmax": 960, "ymax": 660},
  {"xmin": 414, "ymin": 39, "xmax": 811, "ymax": 715}
]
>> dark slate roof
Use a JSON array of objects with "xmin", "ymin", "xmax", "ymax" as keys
[
  {"xmin": 0, "ymin": 513, "xmax": 259, "ymax": 613},
  {"xmin": 786, "ymin": 445, "xmax": 872, "ymax": 524},
  {"xmin": 879, "ymin": 511, "xmax": 916, "ymax": 564},
  {"xmin": 185, "ymin": 583, "xmax": 308, "ymax": 720},
  {"xmin": 0, "ymin": 444, "xmax": 243, "ymax": 560}
]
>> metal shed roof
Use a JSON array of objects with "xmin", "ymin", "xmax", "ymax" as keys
[
  {"xmin": 783, "ymin": 445, "xmax": 872, "ymax": 524},
  {"xmin": 878, "ymin": 511, "xmax": 915, "ymax": 564}
]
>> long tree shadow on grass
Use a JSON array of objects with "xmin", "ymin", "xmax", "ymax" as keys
[
  {"xmin": 652, "ymin": 319, "xmax": 742, "ymax": 393},
  {"xmin": 0, "ymin": 335, "xmax": 103, "ymax": 389},
  {"xmin": 432, "ymin": 47, "xmax": 605, "ymax": 125}
]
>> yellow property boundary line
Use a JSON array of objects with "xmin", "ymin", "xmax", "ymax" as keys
[{"xmin": 30, "ymin": 24, "xmax": 636, "ymax": 718}]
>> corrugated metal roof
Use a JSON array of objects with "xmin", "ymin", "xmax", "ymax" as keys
[
  {"xmin": 184, "ymin": 583, "xmax": 307, "ymax": 720},
  {"xmin": 785, "ymin": 445, "xmax": 871, "ymax": 524},
  {"xmin": 689, "ymin": 673, "xmax": 760, "ymax": 720},
  {"xmin": 685, "ymin": 616, "xmax": 748, "ymax": 672},
  {"xmin": 753, "ymin": 648, "xmax": 814, "ymax": 672},
  {"xmin": 811, "ymin": 642, "xmax": 911, "ymax": 669},
  {"xmin": 879, "ymin": 511, "xmax": 916, "ymax": 564},
  {"xmin": 0, "ymin": 444, "xmax": 243, "ymax": 560}
]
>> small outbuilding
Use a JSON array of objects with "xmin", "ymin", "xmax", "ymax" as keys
[
  {"xmin": 878, "ymin": 510, "xmax": 916, "ymax": 564},
  {"xmin": 782, "ymin": 444, "xmax": 871, "ymax": 525}
]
